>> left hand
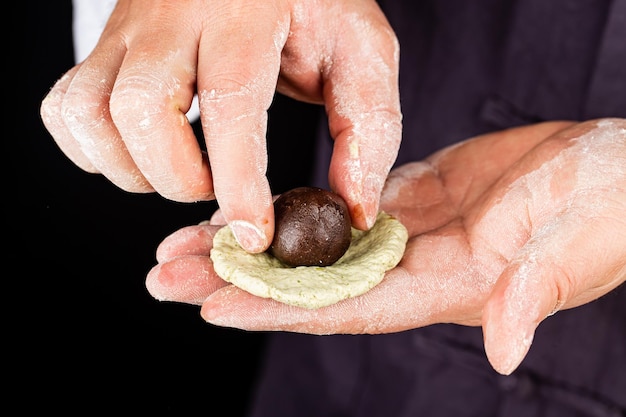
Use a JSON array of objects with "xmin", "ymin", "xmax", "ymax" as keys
[{"xmin": 146, "ymin": 118, "xmax": 626, "ymax": 375}]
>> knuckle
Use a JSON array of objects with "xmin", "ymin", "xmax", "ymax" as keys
[
  {"xmin": 61, "ymin": 84, "xmax": 107, "ymax": 129},
  {"xmin": 109, "ymin": 74, "xmax": 167, "ymax": 129},
  {"xmin": 199, "ymin": 75, "xmax": 259, "ymax": 106}
]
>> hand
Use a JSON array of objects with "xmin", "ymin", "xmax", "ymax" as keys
[
  {"xmin": 146, "ymin": 118, "xmax": 626, "ymax": 375},
  {"xmin": 40, "ymin": 0, "xmax": 402, "ymax": 252}
]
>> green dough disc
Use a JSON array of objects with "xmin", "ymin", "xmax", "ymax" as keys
[{"xmin": 210, "ymin": 211, "xmax": 408, "ymax": 309}]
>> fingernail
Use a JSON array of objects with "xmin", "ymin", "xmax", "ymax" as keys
[
  {"xmin": 361, "ymin": 189, "xmax": 380, "ymax": 230},
  {"xmin": 364, "ymin": 202, "xmax": 378, "ymax": 229},
  {"xmin": 484, "ymin": 296, "xmax": 539, "ymax": 375},
  {"xmin": 499, "ymin": 327, "xmax": 535, "ymax": 375},
  {"xmin": 352, "ymin": 203, "xmax": 377, "ymax": 230},
  {"xmin": 229, "ymin": 220, "xmax": 267, "ymax": 253}
]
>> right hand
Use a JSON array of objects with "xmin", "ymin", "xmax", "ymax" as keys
[{"xmin": 40, "ymin": 0, "xmax": 403, "ymax": 252}]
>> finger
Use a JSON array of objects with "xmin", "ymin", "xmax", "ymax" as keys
[
  {"xmin": 155, "ymin": 224, "xmax": 219, "ymax": 263},
  {"xmin": 482, "ymin": 211, "xmax": 626, "ymax": 375},
  {"xmin": 40, "ymin": 66, "xmax": 98, "ymax": 172},
  {"xmin": 60, "ymin": 39, "xmax": 155, "ymax": 193},
  {"xmin": 148, "ymin": 223, "xmax": 225, "ymax": 304},
  {"xmin": 208, "ymin": 194, "xmax": 280, "ymax": 227},
  {"xmin": 324, "ymin": 5, "xmax": 402, "ymax": 230},
  {"xmin": 209, "ymin": 209, "xmax": 227, "ymax": 226},
  {"xmin": 197, "ymin": 4, "xmax": 290, "ymax": 253},
  {"xmin": 109, "ymin": 21, "xmax": 213, "ymax": 203},
  {"xmin": 200, "ymin": 267, "xmax": 424, "ymax": 334},
  {"xmin": 146, "ymin": 256, "xmax": 228, "ymax": 305}
]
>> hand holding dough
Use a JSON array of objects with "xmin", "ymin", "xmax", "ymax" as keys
[{"xmin": 146, "ymin": 119, "xmax": 626, "ymax": 375}]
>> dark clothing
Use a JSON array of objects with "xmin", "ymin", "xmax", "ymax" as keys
[{"xmin": 250, "ymin": 1, "xmax": 626, "ymax": 416}]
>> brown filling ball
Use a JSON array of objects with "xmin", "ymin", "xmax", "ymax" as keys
[{"xmin": 269, "ymin": 187, "xmax": 352, "ymax": 267}]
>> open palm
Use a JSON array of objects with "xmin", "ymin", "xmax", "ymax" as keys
[{"xmin": 147, "ymin": 118, "xmax": 626, "ymax": 374}]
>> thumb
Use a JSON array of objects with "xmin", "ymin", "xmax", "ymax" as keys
[
  {"xmin": 481, "ymin": 213, "xmax": 614, "ymax": 375},
  {"xmin": 481, "ymin": 250, "xmax": 561, "ymax": 375}
]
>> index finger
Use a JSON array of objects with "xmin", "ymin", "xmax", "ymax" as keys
[{"xmin": 197, "ymin": 4, "xmax": 291, "ymax": 253}]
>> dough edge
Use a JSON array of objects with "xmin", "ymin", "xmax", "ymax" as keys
[{"xmin": 210, "ymin": 211, "xmax": 408, "ymax": 309}]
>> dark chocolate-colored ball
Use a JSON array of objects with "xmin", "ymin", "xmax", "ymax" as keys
[{"xmin": 269, "ymin": 187, "xmax": 352, "ymax": 267}]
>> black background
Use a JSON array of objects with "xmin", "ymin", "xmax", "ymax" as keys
[{"xmin": 22, "ymin": 2, "xmax": 320, "ymax": 413}]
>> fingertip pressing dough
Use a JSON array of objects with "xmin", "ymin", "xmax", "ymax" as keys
[{"xmin": 210, "ymin": 211, "xmax": 408, "ymax": 309}]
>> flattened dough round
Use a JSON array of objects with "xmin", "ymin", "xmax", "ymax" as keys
[{"xmin": 210, "ymin": 212, "xmax": 408, "ymax": 309}]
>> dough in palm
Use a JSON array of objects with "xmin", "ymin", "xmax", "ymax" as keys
[{"xmin": 210, "ymin": 211, "xmax": 408, "ymax": 309}]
